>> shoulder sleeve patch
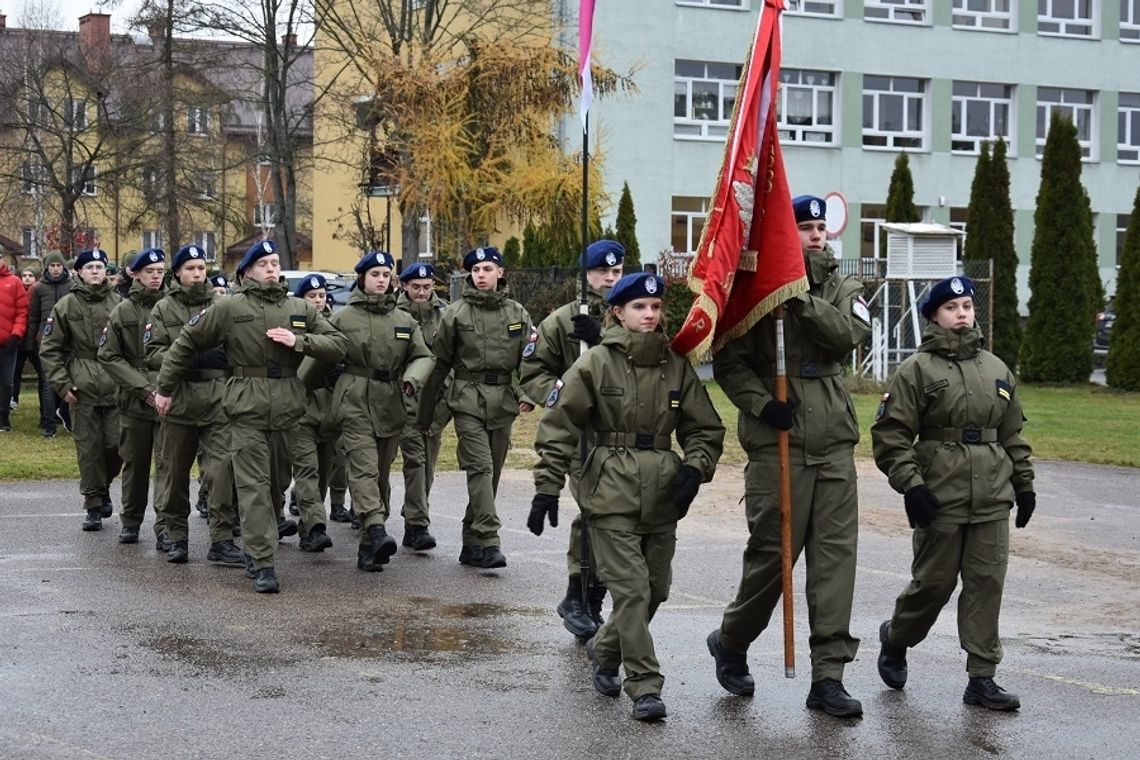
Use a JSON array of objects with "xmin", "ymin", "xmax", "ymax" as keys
[
  {"xmin": 522, "ymin": 329, "xmax": 539, "ymax": 359},
  {"xmin": 42, "ymin": 317, "xmax": 53, "ymax": 337},
  {"xmin": 188, "ymin": 308, "xmax": 206, "ymax": 327},
  {"xmin": 852, "ymin": 296, "xmax": 871, "ymax": 324},
  {"xmin": 98, "ymin": 325, "xmax": 109, "ymax": 346},
  {"xmin": 143, "ymin": 322, "xmax": 153, "ymax": 344},
  {"xmin": 545, "ymin": 378, "xmax": 564, "ymax": 408},
  {"xmin": 996, "ymin": 378, "xmax": 1012, "ymax": 401},
  {"xmin": 875, "ymin": 391, "xmax": 890, "ymax": 421}
]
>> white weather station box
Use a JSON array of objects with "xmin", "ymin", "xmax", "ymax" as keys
[{"xmin": 881, "ymin": 223, "xmax": 963, "ymax": 279}]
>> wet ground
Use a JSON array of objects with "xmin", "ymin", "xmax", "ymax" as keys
[{"xmin": 1, "ymin": 459, "xmax": 1137, "ymax": 759}]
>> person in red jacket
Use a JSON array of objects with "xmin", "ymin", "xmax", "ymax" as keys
[{"xmin": 0, "ymin": 253, "xmax": 30, "ymax": 431}]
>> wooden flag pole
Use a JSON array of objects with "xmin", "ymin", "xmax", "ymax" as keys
[{"xmin": 774, "ymin": 303, "xmax": 795, "ymax": 679}]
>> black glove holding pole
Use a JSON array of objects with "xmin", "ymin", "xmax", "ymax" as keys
[{"xmin": 904, "ymin": 484, "xmax": 941, "ymax": 529}]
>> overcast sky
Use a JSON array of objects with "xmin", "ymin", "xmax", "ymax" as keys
[{"xmin": 6, "ymin": 1, "xmax": 141, "ymax": 32}]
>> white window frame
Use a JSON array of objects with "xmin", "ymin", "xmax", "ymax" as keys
[
  {"xmin": 786, "ymin": 0, "xmax": 842, "ymax": 15},
  {"xmin": 860, "ymin": 204, "xmax": 887, "ymax": 259},
  {"xmin": 255, "ymin": 201, "xmax": 278, "ymax": 225},
  {"xmin": 195, "ymin": 172, "xmax": 217, "ymax": 200},
  {"xmin": 778, "ymin": 69, "xmax": 839, "ymax": 146},
  {"xmin": 1038, "ymin": 0, "xmax": 1098, "ymax": 38},
  {"xmin": 195, "ymin": 231, "xmax": 217, "ymax": 261},
  {"xmin": 951, "ymin": 81, "xmax": 1014, "ymax": 154},
  {"xmin": 66, "ymin": 98, "xmax": 87, "ymax": 131},
  {"xmin": 671, "ymin": 196, "xmax": 710, "ymax": 255},
  {"xmin": 864, "ymin": 0, "xmax": 930, "ymax": 24},
  {"xmin": 1036, "ymin": 87, "xmax": 1095, "ymax": 158},
  {"xmin": 1123, "ymin": 0, "xmax": 1140, "ymax": 42},
  {"xmin": 1118, "ymin": 92, "xmax": 1140, "ymax": 163},
  {"xmin": 674, "ymin": 60, "xmax": 741, "ymax": 141},
  {"xmin": 72, "ymin": 164, "xmax": 96, "ymax": 196},
  {"xmin": 676, "ymin": 0, "xmax": 748, "ymax": 8},
  {"xmin": 20, "ymin": 161, "xmax": 45, "ymax": 195},
  {"xmin": 952, "ymin": 0, "xmax": 1016, "ymax": 32},
  {"xmin": 862, "ymin": 75, "xmax": 928, "ymax": 150},
  {"xmin": 142, "ymin": 230, "xmax": 162, "ymax": 250},
  {"xmin": 21, "ymin": 227, "xmax": 40, "ymax": 259},
  {"xmin": 187, "ymin": 106, "xmax": 209, "ymax": 136}
]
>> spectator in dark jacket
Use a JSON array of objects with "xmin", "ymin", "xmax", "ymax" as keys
[
  {"xmin": 30, "ymin": 251, "xmax": 73, "ymax": 436},
  {"xmin": 0, "ymin": 253, "xmax": 30, "ymax": 431},
  {"xmin": 11, "ymin": 264, "xmax": 41, "ymax": 411}
]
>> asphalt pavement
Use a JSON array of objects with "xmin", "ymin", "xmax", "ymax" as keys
[{"xmin": 1, "ymin": 459, "xmax": 1137, "ymax": 760}]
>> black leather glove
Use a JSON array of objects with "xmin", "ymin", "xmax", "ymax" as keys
[
  {"xmin": 1014, "ymin": 491, "xmax": 1036, "ymax": 528},
  {"xmin": 760, "ymin": 399, "xmax": 796, "ymax": 430},
  {"xmin": 671, "ymin": 464, "xmax": 702, "ymax": 519},
  {"xmin": 528, "ymin": 493, "xmax": 559, "ymax": 535},
  {"xmin": 904, "ymin": 485, "xmax": 941, "ymax": 529},
  {"xmin": 568, "ymin": 313, "xmax": 603, "ymax": 347},
  {"xmin": 191, "ymin": 347, "xmax": 228, "ymax": 371},
  {"xmin": 323, "ymin": 364, "xmax": 344, "ymax": 390}
]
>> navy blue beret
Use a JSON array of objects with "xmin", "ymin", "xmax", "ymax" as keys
[
  {"xmin": 921, "ymin": 276, "xmax": 976, "ymax": 319},
  {"xmin": 135, "ymin": 248, "xmax": 166, "ymax": 268},
  {"xmin": 236, "ymin": 239, "xmax": 277, "ymax": 276},
  {"xmin": 294, "ymin": 273, "xmax": 328, "ymax": 298},
  {"xmin": 462, "ymin": 246, "xmax": 503, "ymax": 271},
  {"xmin": 399, "ymin": 262, "xmax": 437, "ymax": 282},
  {"xmin": 74, "ymin": 249, "xmax": 110, "ymax": 270},
  {"xmin": 607, "ymin": 272, "xmax": 666, "ymax": 306},
  {"xmin": 355, "ymin": 250, "xmax": 395, "ymax": 274},
  {"xmin": 172, "ymin": 244, "xmax": 206, "ymax": 272},
  {"xmin": 209, "ymin": 274, "xmax": 229, "ymax": 290},
  {"xmin": 581, "ymin": 239, "xmax": 625, "ymax": 270},
  {"xmin": 792, "ymin": 194, "xmax": 827, "ymax": 224}
]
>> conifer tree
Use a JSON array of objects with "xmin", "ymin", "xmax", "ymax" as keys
[
  {"xmin": 1107, "ymin": 185, "xmax": 1140, "ymax": 390},
  {"xmin": 884, "ymin": 153, "xmax": 920, "ymax": 223},
  {"xmin": 521, "ymin": 222, "xmax": 546, "ymax": 268},
  {"xmin": 1020, "ymin": 114, "xmax": 1098, "ymax": 382},
  {"xmin": 615, "ymin": 182, "xmax": 641, "ymax": 269},
  {"xmin": 987, "ymin": 139, "xmax": 1022, "ymax": 367},
  {"xmin": 503, "ymin": 236, "xmax": 522, "ymax": 268}
]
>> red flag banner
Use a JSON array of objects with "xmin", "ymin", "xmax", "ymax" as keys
[{"xmin": 671, "ymin": 0, "xmax": 808, "ymax": 360}]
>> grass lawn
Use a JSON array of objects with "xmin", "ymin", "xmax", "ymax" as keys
[{"xmin": 2, "ymin": 379, "xmax": 1137, "ymax": 482}]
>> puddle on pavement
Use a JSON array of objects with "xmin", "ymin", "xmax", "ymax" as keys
[
  {"xmin": 134, "ymin": 629, "xmax": 296, "ymax": 675},
  {"xmin": 308, "ymin": 597, "xmax": 539, "ymax": 662}
]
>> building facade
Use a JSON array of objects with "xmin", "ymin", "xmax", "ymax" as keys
[{"xmin": 579, "ymin": 0, "xmax": 1140, "ymax": 304}]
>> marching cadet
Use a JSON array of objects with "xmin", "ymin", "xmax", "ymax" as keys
[
  {"xmin": 301, "ymin": 252, "xmax": 433, "ymax": 572},
  {"xmin": 521, "ymin": 239, "xmax": 625, "ymax": 640},
  {"xmin": 209, "ymin": 273, "xmax": 230, "ymax": 298},
  {"xmin": 155, "ymin": 240, "xmax": 346, "ymax": 593},
  {"xmin": 395, "ymin": 262, "xmax": 449, "ymax": 549},
  {"xmin": 39, "ymin": 249, "xmax": 123, "ymax": 530},
  {"xmin": 146, "ymin": 244, "xmax": 242, "ymax": 566},
  {"xmin": 531, "ymin": 272, "xmax": 724, "ymax": 722},
  {"xmin": 290, "ymin": 273, "xmax": 340, "ymax": 553},
  {"xmin": 417, "ymin": 246, "xmax": 535, "ymax": 569},
  {"xmin": 872, "ymin": 275, "xmax": 1034, "ymax": 712},
  {"xmin": 706, "ymin": 194, "xmax": 869, "ymax": 718},
  {"xmin": 99, "ymin": 248, "xmax": 169, "ymax": 548}
]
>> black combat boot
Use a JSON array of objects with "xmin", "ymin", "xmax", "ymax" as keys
[
  {"xmin": 588, "ymin": 583, "xmax": 607, "ymax": 627},
  {"xmin": 585, "ymin": 636, "xmax": 621, "ymax": 697},
  {"xmin": 155, "ymin": 531, "xmax": 172, "ymax": 552},
  {"xmin": 806, "ymin": 679, "xmax": 863, "ymax": 718},
  {"xmin": 299, "ymin": 524, "xmax": 333, "ymax": 553},
  {"xmin": 118, "ymin": 525, "xmax": 140, "ymax": 544},
  {"xmin": 631, "ymin": 695, "xmax": 667, "ymax": 722},
  {"xmin": 329, "ymin": 504, "xmax": 351, "ymax": 523},
  {"xmin": 877, "ymin": 620, "xmax": 908, "ymax": 689},
  {"xmin": 167, "ymin": 541, "xmax": 190, "ymax": 564},
  {"xmin": 458, "ymin": 545, "xmax": 484, "ymax": 566},
  {"xmin": 82, "ymin": 509, "xmax": 102, "ymax": 531},
  {"xmin": 277, "ymin": 518, "xmax": 298, "ymax": 538},
  {"xmin": 357, "ymin": 525, "xmax": 396, "ymax": 571},
  {"xmin": 253, "ymin": 567, "xmax": 279, "ymax": 593},
  {"xmin": 195, "ymin": 492, "xmax": 209, "ymax": 519},
  {"xmin": 207, "ymin": 540, "xmax": 245, "ymax": 566},
  {"xmin": 557, "ymin": 575, "xmax": 598, "ymax": 639},
  {"xmin": 479, "ymin": 545, "xmax": 507, "ymax": 569},
  {"xmin": 288, "ymin": 490, "xmax": 299, "ymax": 516},
  {"xmin": 706, "ymin": 629, "xmax": 755, "ymax": 696},
  {"xmin": 963, "ymin": 677, "xmax": 1020, "ymax": 711},
  {"xmin": 100, "ymin": 495, "xmax": 114, "ymax": 518},
  {"xmin": 402, "ymin": 525, "xmax": 437, "ymax": 551}
]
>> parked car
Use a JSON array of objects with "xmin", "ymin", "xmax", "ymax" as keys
[{"xmin": 1094, "ymin": 299, "xmax": 1115, "ymax": 354}]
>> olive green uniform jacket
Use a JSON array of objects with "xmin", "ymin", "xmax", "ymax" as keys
[
  {"xmin": 534, "ymin": 327, "xmax": 725, "ymax": 534},
  {"xmin": 99, "ymin": 279, "xmax": 165, "ymax": 421},
  {"xmin": 871, "ymin": 324, "xmax": 1034, "ymax": 522},
  {"xmin": 713, "ymin": 247, "xmax": 870, "ymax": 462},
  {"xmin": 145, "ymin": 282, "xmax": 226, "ymax": 427},
  {"xmin": 417, "ymin": 278, "xmax": 534, "ymax": 429},
  {"xmin": 40, "ymin": 278, "xmax": 121, "ymax": 404},
  {"xmin": 396, "ymin": 290, "xmax": 451, "ymax": 427},
  {"xmin": 157, "ymin": 278, "xmax": 346, "ymax": 430},
  {"xmin": 519, "ymin": 286, "xmax": 608, "ymax": 405}
]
